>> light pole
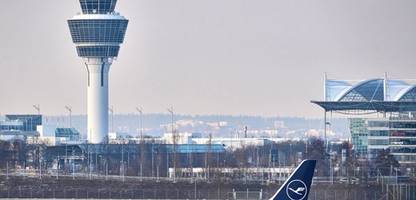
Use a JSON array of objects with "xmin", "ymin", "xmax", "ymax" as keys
[
  {"xmin": 109, "ymin": 106, "xmax": 114, "ymax": 133},
  {"xmin": 72, "ymin": 147, "xmax": 75, "ymax": 180},
  {"xmin": 325, "ymin": 121, "xmax": 331, "ymax": 152},
  {"xmin": 167, "ymin": 106, "xmax": 176, "ymax": 182},
  {"xmin": 152, "ymin": 141, "xmax": 154, "ymax": 178},
  {"xmin": 65, "ymin": 105, "xmax": 72, "ymax": 128},
  {"xmin": 136, "ymin": 107, "xmax": 144, "ymax": 179},
  {"xmin": 33, "ymin": 104, "xmax": 40, "ymax": 115},
  {"xmin": 167, "ymin": 106, "xmax": 174, "ymax": 136},
  {"xmin": 6, "ymin": 161, "xmax": 9, "ymax": 179},
  {"xmin": 39, "ymin": 149, "xmax": 42, "ymax": 180},
  {"xmin": 135, "ymin": 107, "xmax": 143, "ymax": 139},
  {"xmin": 56, "ymin": 155, "xmax": 59, "ymax": 180},
  {"xmin": 32, "ymin": 104, "xmax": 41, "ymax": 143},
  {"xmin": 121, "ymin": 139, "xmax": 125, "ymax": 182}
]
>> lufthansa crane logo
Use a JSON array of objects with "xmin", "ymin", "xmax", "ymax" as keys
[{"xmin": 286, "ymin": 180, "xmax": 308, "ymax": 200}]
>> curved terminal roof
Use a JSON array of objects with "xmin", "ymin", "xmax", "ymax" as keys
[
  {"xmin": 325, "ymin": 78, "xmax": 416, "ymax": 102},
  {"xmin": 314, "ymin": 78, "xmax": 416, "ymax": 112}
]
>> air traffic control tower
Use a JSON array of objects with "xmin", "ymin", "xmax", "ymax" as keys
[{"xmin": 68, "ymin": 0, "xmax": 128, "ymax": 143}]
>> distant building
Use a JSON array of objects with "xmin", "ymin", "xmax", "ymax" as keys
[
  {"xmin": 1, "ymin": 115, "xmax": 42, "ymax": 133},
  {"xmin": 312, "ymin": 75, "xmax": 416, "ymax": 166},
  {"xmin": 0, "ymin": 120, "xmax": 23, "ymax": 132},
  {"xmin": 55, "ymin": 128, "xmax": 81, "ymax": 143},
  {"xmin": 163, "ymin": 132, "xmax": 194, "ymax": 144},
  {"xmin": 192, "ymin": 137, "xmax": 272, "ymax": 149},
  {"xmin": 108, "ymin": 132, "xmax": 131, "ymax": 140},
  {"xmin": 44, "ymin": 143, "xmax": 226, "ymax": 177},
  {"xmin": 0, "ymin": 115, "xmax": 42, "ymax": 141}
]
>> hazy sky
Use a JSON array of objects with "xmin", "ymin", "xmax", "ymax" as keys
[{"xmin": 0, "ymin": 0, "xmax": 416, "ymax": 117}]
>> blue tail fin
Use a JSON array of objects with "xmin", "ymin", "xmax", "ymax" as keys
[{"xmin": 270, "ymin": 160, "xmax": 316, "ymax": 200}]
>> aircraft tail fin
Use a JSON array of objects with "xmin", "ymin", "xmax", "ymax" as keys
[{"xmin": 270, "ymin": 160, "xmax": 316, "ymax": 200}]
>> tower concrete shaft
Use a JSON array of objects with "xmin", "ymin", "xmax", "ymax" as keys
[
  {"xmin": 68, "ymin": 0, "xmax": 128, "ymax": 143},
  {"xmin": 86, "ymin": 58, "xmax": 111, "ymax": 143}
]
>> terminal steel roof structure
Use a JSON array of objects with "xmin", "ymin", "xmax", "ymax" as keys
[{"xmin": 312, "ymin": 75, "xmax": 416, "ymax": 113}]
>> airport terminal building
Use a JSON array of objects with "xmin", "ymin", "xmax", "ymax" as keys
[{"xmin": 312, "ymin": 75, "xmax": 416, "ymax": 165}]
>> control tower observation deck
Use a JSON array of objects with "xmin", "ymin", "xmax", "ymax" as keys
[{"xmin": 68, "ymin": 0, "xmax": 128, "ymax": 143}]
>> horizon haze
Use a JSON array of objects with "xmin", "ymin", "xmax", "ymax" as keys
[{"xmin": 1, "ymin": 0, "xmax": 416, "ymax": 117}]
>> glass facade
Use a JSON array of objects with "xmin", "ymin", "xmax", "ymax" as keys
[
  {"xmin": 340, "ymin": 90, "xmax": 367, "ymax": 101},
  {"xmin": 368, "ymin": 139, "xmax": 389, "ymax": 145},
  {"xmin": 3, "ymin": 115, "xmax": 42, "ymax": 132},
  {"xmin": 0, "ymin": 121, "xmax": 23, "ymax": 132},
  {"xmin": 325, "ymin": 80, "xmax": 351, "ymax": 101},
  {"xmin": 77, "ymin": 46, "xmax": 119, "ymax": 57},
  {"xmin": 55, "ymin": 128, "xmax": 80, "ymax": 141},
  {"xmin": 399, "ymin": 87, "xmax": 416, "ymax": 102},
  {"xmin": 340, "ymin": 79, "xmax": 384, "ymax": 102},
  {"xmin": 69, "ymin": 1, "xmax": 128, "ymax": 58},
  {"xmin": 349, "ymin": 118, "xmax": 368, "ymax": 156},
  {"xmin": 368, "ymin": 121, "xmax": 389, "ymax": 128},
  {"xmin": 390, "ymin": 121, "xmax": 416, "ymax": 129},
  {"xmin": 79, "ymin": 0, "xmax": 117, "ymax": 14},
  {"xmin": 366, "ymin": 114, "xmax": 416, "ymax": 164},
  {"xmin": 68, "ymin": 19, "xmax": 128, "ymax": 44}
]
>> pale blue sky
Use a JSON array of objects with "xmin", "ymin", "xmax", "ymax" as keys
[{"xmin": 0, "ymin": 0, "xmax": 415, "ymax": 117}]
